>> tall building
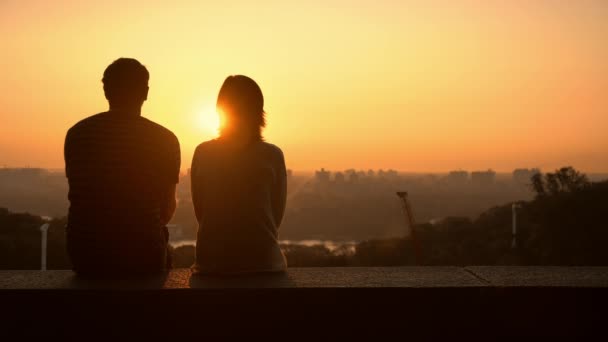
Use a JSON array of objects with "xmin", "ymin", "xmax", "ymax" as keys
[
  {"xmin": 471, "ymin": 169, "xmax": 496, "ymax": 186},
  {"xmin": 347, "ymin": 170, "xmax": 359, "ymax": 183},
  {"xmin": 447, "ymin": 170, "xmax": 469, "ymax": 185},
  {"xmin": 315, "ymin": 168, "xmax": 331, "ymax": 183},
  {"xmin": 334, "ymin": 171, "xmax": 345, "ymax": 183},
  {"xmin": 512, "ymin": 168, "xmax": 540, "ymax": 184}
]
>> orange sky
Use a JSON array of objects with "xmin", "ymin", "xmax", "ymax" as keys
[{"xmin": 1, "ymin": 0, "xmax": 607, "ymax": 172}]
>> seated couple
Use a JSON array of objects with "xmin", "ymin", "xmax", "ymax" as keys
[{"xmin": 64, "ymin": 58, "xmax": 287, "ymax": 276}]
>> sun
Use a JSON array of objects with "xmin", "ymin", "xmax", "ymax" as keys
[{"xmin": 197, "ymin": 105, "xmax": 220, "ymax": 137}]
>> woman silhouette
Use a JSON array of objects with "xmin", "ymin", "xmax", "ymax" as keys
[{"xmin": 191, "ymin": 75, "xmax": 287, "ymax": 274}]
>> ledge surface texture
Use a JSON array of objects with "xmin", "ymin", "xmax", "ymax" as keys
[{"xmin": 2, "ymin": 267, "xmax": 607, "ymax": 338}]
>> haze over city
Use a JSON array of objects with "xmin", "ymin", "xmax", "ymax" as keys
[{"xmin": 1, "ymin": 0, "xmax": 607, "ymax": 172}]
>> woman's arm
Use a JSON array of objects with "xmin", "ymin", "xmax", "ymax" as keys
[{"xmin": 272, "ymin": 148, "xmax": 287, "ymax": 227}]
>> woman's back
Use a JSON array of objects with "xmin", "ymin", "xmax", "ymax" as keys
[{"xmin": 191, "ymin": 139, "xmax": 287, "ymax": 274}]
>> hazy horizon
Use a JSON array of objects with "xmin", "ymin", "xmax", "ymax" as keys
[
  {"xmin": 2, "ymin": 1, "xmax": 607, "ymax": 172},
  {"xmin": 2, "ymin": 166, "xmax": 608, "ymax": 176}
]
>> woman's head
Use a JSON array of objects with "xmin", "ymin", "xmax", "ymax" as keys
[{"xmin": 217, "ymin": 75, "xmax": 266, "ymax": 141}]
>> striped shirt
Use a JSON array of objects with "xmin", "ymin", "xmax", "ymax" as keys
[{"xmin": 64, "ymin": 111, "xmax": 180, "ymax": 274}]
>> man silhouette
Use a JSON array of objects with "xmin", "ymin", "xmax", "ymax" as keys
[{"xmin": 64, "ymin": 58, "xmax": 180, "ymax": 275}]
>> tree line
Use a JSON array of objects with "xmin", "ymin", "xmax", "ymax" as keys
[{"xmin": 1, "ymin": 167, "xmax": 606, "ymax": 269}]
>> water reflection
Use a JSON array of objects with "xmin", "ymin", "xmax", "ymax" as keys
[{"xmin": 171, "ymin": 239, "xmax": 357, "ymax": 254}]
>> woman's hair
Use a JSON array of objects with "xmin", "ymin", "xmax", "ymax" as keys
[{"xmin": 217, "ymin": 75, "xmax": 266, "ymax": 141}]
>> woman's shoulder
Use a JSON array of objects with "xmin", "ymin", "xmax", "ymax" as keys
[
  {"xmin": 259, "ymin": 141, "xmax": 283, "ymax": 155},
  {"xmin": 194, "ymin": 139, "xmax": 284, "ymax": 162},
  {"xmin": 194, "ymin": 139, "xmax": 221, "ymax": 155},
  {"xmin": 258, "ymin": 142, "xmax": 285, "ymax": 162}
]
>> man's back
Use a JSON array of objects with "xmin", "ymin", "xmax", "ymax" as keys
[{"xmin": 65, "ymin": 111, "xmax": 180, "ymax": 274}]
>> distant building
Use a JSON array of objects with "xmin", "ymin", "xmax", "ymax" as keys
[
  {"xmin": 512, "ymin": 168, "xmax": 540, "ymax": 184},
  {"xmin": 334, "ymin": 171, "xmax": 345, "ymax": 183},
  {"xmin": 385, "ymin": 169, "xmax": 399, "ymax": 180},
  {"xmin": 471, "ymin": 169, "xmax": 496, "ymax": 186},
  {"xmin": 347, "ymin": 171, "xmax": 359, "ymax": 183},
  {"xmin": 447, "ymin": 170, "xmax": 469, "ymax": 185},
  {"xmin": 0, "ymin": 167, "xmax": 46, "ymax": 177},
  {"xmin": 315, "ymin": 168, "xmax": 331, "ymax": 183}
]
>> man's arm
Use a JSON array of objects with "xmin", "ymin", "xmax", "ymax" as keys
[
  {"xmin": 160, "ymin": 184, "xmax": 177, "ymax": 227},
  {"xmin": 161, "ymin": 132, "xmax": 180, "ymax": 227},
  {"xmin": 190, "ymin": 146, "xmax": 203, "ymax": 223}
]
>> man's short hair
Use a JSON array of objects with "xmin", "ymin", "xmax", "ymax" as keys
[{"xmin": 102, "ymin": 58, "xmax": 149, "ymax": 105}]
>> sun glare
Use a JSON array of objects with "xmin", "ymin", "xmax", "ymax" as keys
[{"xmin": 197, "ymin": 106, "xmax": 220, "ymax": 137}]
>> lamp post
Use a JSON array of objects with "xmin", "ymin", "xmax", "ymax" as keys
[{"xmin": 39, "ymin": 223, "xmax": 50, "ymax": 271}]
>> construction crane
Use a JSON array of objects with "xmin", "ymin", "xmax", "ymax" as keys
[
  {"xmin": 511, "ymin": 203, "xmax": 521, "ymax": 249},
  {"xmin": 396, "ymin": 192, "xmax": 423, "ymax": 264}
]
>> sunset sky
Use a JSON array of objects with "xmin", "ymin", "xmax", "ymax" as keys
[{"xmin": 1, "ymin": 0, "xmax": 606, "ymax": 172}]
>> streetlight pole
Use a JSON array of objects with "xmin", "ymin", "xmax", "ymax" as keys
[{"xmin": 39, "ymin": 223, "xmax": 50, "ymax": 271}]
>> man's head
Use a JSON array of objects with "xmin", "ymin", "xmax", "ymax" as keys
[{"xmin": 102, "ymin": 58, "xmax": 149, "ymax": 110}]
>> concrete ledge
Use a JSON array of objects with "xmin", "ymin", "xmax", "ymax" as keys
[
  {"xmin": 4, "ymin": 266, "xmax": 608, "ymax": 289},
  {"xmin": 2, "ymin": 267, "xmax": 608, "ymax": 338},
  {"xmin": 465, "ymin": 266, "xmax": 608, "ymax": 287},
  {"xmin": 1, "ymin": 266, "xmax": 487, "ymax": 289}
]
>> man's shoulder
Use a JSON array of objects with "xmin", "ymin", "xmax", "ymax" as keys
[
  {"xmin": 138, "ymin": 117, "xmax": 179, "ymax": 146},
  {"xmin": 138, "ymin": 117, "xmax": 178, "ymax": 144},
  {"xmin": 67, "ymin": 112, "xmax": 108, "ymax": 134},
  {"xmin": 66, "ymin": 113, "xmax": 179, "ymax": 148}
]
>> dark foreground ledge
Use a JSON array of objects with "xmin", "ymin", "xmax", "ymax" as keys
[{"xmin": 2, "ymin": 267, "xmax": 608, "ymax": 338}]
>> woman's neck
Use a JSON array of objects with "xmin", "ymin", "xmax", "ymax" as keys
[{"xmin": 219, "ymin": 130, "xmax": 260, "ymax": 148}]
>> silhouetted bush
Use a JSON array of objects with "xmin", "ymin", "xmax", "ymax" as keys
[{"xmin": 281, "ymin": 244, "xmax": 349, "ymax": 267}]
